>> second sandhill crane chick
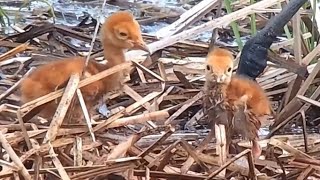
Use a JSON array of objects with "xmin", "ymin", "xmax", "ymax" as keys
[
  {"xmin": 204, "ymin": 47, "xmax": 271, "ymax": 158},
  {"xmin": 20, "ymin": 11, "xmax": 150, "ymax": 124}
]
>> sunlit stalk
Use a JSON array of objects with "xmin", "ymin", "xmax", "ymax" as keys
[
  {"xmin": 250, "ymin": 0, "xmax": 257, "ymax": 35},
  {"xmin": 0, "ymin": 6, "xmax": 10, "ymax": 27},
  {"xmin": 223, "ymin": 0, "xmax": 243, "ymax": 50}
]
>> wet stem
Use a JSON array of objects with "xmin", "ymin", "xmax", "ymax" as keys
[
  {"xmin": 223, "ymin": 0, "xmax": 243, "ymax": 51},
  {"xmin": 0, "ymin": 6, "xmax": 10, "ymax": 27},
  {"xmin": 250, "ymin": 0, "xmax": 257, "ymax": 36},
  {"xmin": 18, "ymin": 0, "xmax": 56, "ymax": 23}
]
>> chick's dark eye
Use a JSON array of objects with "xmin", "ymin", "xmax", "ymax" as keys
[
  {"xmin": 227, "ymin": 67, "xmax": 232, "ymax": 72},
  {"xmin": 206, "ymin": 65, "xmax": 211, "ymax": 71},
  {"xmin": 119, "ymin": 32, "xmax": 128, "ymax": 37}
]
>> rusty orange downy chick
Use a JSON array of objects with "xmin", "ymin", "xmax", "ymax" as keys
[
  {"xmin": 204, "ymin": 47, "xmax": 271, "ymax": 158},
  {"xmin": 20, "ymin": 11, "xmax": 150, "ymax": 123}
]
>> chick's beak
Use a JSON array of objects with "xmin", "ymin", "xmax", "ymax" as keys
[
  {"xmin": 133, "ymin": 40, "xmax": 151, "ymax": 54},
  {"xmin": 216, "ymin": 74, "xmax": 226, "ymax": 83}
]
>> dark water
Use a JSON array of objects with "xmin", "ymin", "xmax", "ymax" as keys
[
  {"xmin": 0, "ymin": 0, "xmax": 183, "ymax": 36},
  {"xmin": 0, "ymin": 0, "xmax": 244, "ymax": 44}
]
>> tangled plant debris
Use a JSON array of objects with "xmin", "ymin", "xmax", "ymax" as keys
[{"xmin": 1, "ymin": 0, "xmax": 320, "ymax": 179}]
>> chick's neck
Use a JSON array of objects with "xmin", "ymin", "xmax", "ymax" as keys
[
  {"xmin": 103, "ymin": 42, "xmax": 126, "ymax": 67},
  {"xmin": 204, "ymin": 78, "xmax": 229, "ymax": 99}
]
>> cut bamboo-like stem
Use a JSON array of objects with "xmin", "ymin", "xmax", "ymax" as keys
[
  {"xmin": 0, "ymin": 132, "xmax": 31, "ymax": 180},
  {"xmin": 48, "ymin": 142, "xmax": 71, "ymax": 180},
  {"xmin": 74, "ymin": 137, "xmax": 83, "ymax": 166},
  {"xmin": 43, "ymin": 74, "xmax": 80, "ymax": 144},
  {"xmin": 215, "ymin": 123, "xmax": 227, "ymax": 177},
  {"xmin": 105, "ymin": 110, "xmax": 169, "ymax": 129}
]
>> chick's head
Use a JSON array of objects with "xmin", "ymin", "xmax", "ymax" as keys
[
  {"xmin": 101, "ymin": 11, "xmax": 150, "ymax": 53},
  {"xmin": 205, "ymin": 48, "xmax": 234, "ymax": 84}
]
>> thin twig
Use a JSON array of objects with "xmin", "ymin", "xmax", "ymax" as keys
[
  {"xmin": 0, "ymin": 132, "xmax": 31, "ymax": 180},
  {"xmin": 206, "ymin": 149, "xmax": 251, "ymax": 179},
  {"xmin": 83, "ymin": 0, "xmax": 108, "ymax": 70}
]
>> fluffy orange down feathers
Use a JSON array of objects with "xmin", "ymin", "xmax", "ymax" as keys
[
  {"xmin": 204, "ymin": 47, "xmax": 271, "ymax": 158},
  {"xmin": 20, "ymin": 11, "xmax": 149, "ymax": 123}
]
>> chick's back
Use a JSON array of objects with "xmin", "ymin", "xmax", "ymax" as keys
[
  {"xmin": 20, "ymin": 57, "xmax": 103, "ymax": 103},
  {"xmin": 226, "ymin": 76, "xmax": 271, "ymax": 116}
]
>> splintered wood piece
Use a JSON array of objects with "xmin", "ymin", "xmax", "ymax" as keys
[
  {"xmin": 246, "ymin": 151, "xmax": 257, "ymax": 180},
  {"xmin": 129, "ymin": 145, "xmax": 191, "ymax": 174},
  {"xmin": 48, "ymin": 142, "xmax": 71, "ymax": 180},
  {"xmin": 165, "ymin": 91, "xmax": 203, "ymax": 125},
  {"xmin": 19, "ymin": 138, "xmax": 75, "ymax": 165},
  {"xmin": 107, "ymin": 135, "xmax": 141, "ymax": 161},
  {"xmin": 93, "ymin": 84, "xmax": 164, "ymax": 132},
  {"xmin": 74, "ymin": 137, "xmax": 83, "ymax": 166},
  {"xmin": 138, "ymin": 127, "xmax": 175, "ymax": 158},
  {"xmin": 16, "ymin": 109, "xmax": 32, "ymax": 150},
  {"xmin": 69, "ymin": 162, "xmax": 136, "ymax": 180},
  {"xmin": 0, "ymin": 159, "xmax": 18, "ymax": 171},
  {"xmin": 137, "ymin": 67, "xmax": 147, "ymax": 83},
  {"xmin": 30, "ymin": 139, "xmax": 42, "ymax": 180},
  {"xmin": 184, "ymin": 109, "xmax": 204, "ymax": 130},
  {"xmin": 180, "ymin": 139, "xmax": 208, "ymax": 171},
  {"xmin": 0, "ymin": 42, "xmax": 30, "ymax": 62},
  {"xmin": 154, "ymin": 86, "xmax": 174, "ymax": 107},
  {"xmin": 123, "ymin": 85, "xmax": 152, "ymax": 112},
  {"xmin": 282, "ymin": 77, "xmax": 303, "ymax": 106},
  {"xmin": 300, "ymin": 109, "xmax": 308, "ymax": 153},
  {"xmin": 157, "ymin": 148, "xmax": 176, "ymax": 171},
  {"xmin": 0, "ymin": 132, "xmax": 32, "ymax": 180},
  {"xmin": 292, "ymin": 11, "xmax": 302, "ymax": 65},
  {"xmin": 296, "ymin": 165, "xmax": 314, "ymax": 180},
  {"xmin": 124, "ymin": 83, "xmax": 164, "ymax": 114},
  {"xmin": 0, "ymin": 57, "xmax": 31, "ymax": 70},
  {"xmin": 0, "ymin": 41, "xmax": 38, "ymax": 50},
  {"xmin": 158, "ymin": 61, "xmax": 168, "ymax": 81},
  {"xmin": 92, "ymin": 112, "xmax": 123, "ymax": 133},
  {"xmin": 274, "ymin": 59, "xmax": 320, "ymax": 128},
  {"xmin": 302, "ymin": 42, "xmax": 320, "ymax": 65},
  {"xmin": 270, "ymin": 32, "xmax": 311, "ymax": 50},
  {"xmin": 174, "ymin": 70, "xmax": 194, "ymax": 89},
  {"xmin": 132, "ymin": 60, "xmax": 165, "ymax": 82},
  {"xmin": 267, "ymin": 50, "xmax": 307, "ymax": 78},
  {"xmin": 10, "ymin": 25, "xmax": 41, "ymax": 43},
  {"xmin": 76, "ymin": 89, "xmax": 97, "ymax": 145},
  {"xmin": 215, "ymin": 124, "xmax": 227, "ymax": 177},
  {"xmin": 297, "ymin": 95, "xmax": 320, "ymax": 108},
  {"xmin": 156, "ymin": 0, "xmax": 218, "ymax": 38},
  {"xmin": 267, "ymin": 86, "xmax": 320, "ymax": 138},
  {"xmin": 93, "ymin": 85, "xmax": 165, "ymax": 133},
  {"xmin": 43, "ymin": 74, "xmax": 80, "ymax": 144},
  {"xmin": 126, "ymin": 0, "xmax": 284, "ymax": 59},
  {"xmin": 146, "ymin": 167, "xmax": 150, "ymax": 180},
  {"xmin": 173, "ymin": 65, "xmax": 205, "ymax": 75},
  {"xmin": 148, "ymin": 140, "xmax": 180, "ymax": 169},
  {"xmin": 134, "ymin": 169, "xmax": 207, "ymax": 179},
  {"xmin": 269, "ymin": 138, "xmax": 312, "ymax": 159},
  {"xmin": 181, "ymin": 129, "xmax": 215, "ymax": 173},
  {"xmin": 105, "ymin": 110, "xmax": 169, "ymax": 129},
  {"xmin": 206, "ymin": 149, "xmax": 251, "ymax": 179}
]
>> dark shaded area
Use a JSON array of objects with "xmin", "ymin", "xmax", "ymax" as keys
[
  {"xmin": 21, "ymin": 77, "xmax": 70, "ymax": 123},
  {"xmin": 237, "ymin": 0, "xmax": 308, "ymax": 80}
]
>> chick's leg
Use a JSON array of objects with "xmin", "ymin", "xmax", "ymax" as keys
[{"xmin": 252, "ymin": 138, "xmax": 262, "ymax": 159}]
